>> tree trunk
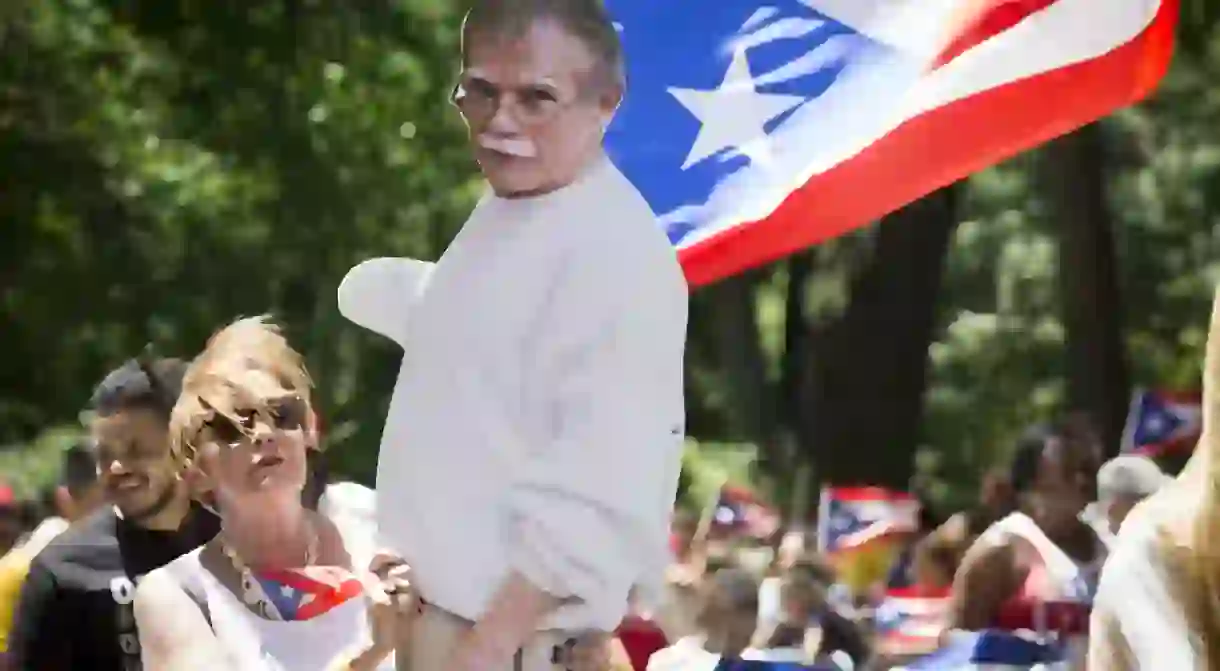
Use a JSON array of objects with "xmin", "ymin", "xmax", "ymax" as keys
[
  {"xmin": 802, "ymin": 185, "xmax": 961, "ymax": 489},
  {"xmin": 1041, "ymin": 125, "xmax": 1130, "ymax": 456},
  {"xmin": 705, "ymin": 270, "xmax": 775, "ymax": 445}
]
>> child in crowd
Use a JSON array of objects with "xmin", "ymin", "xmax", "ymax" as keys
[{"xmin": 647, "ymin": 568, "xmax": 760, "ymax": 670}]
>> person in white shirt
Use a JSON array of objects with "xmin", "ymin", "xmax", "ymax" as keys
[
  {"xmin": 337, "ymin": 0, "xmax": 688, "ymax": 669},
  {"xmin": 647, "ymin": 568, "xmax": 760, "ymax": 671},
  {"xmin": 132, "ymin": 318, "xmax": 415, "ymax": 671},
  {"xmin": 1089, "ymin": 286, "xmax": 1219, "ymax": 670}
]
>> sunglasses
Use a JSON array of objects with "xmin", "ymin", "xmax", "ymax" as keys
[{"xmin": 199, "ymin": 395, "xmax": 308, "ymax": 447}]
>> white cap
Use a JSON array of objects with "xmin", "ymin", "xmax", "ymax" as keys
[{"xmin": 1097, "ymin": 455, "xmax": 1170, "ymax": 501}]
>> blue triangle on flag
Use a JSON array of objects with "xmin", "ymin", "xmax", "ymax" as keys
[
  {"xmin": 251, "ymin": 574, "xmax": 305, "ymax": 619},
  {"xmin": 1133, "ymin": 392, "xmax": 1184, "ymax": 445}
]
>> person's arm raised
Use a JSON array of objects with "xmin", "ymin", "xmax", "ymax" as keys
[{"xmin": 1088, "ymin": 500, "xmax": 1199, "ymax": 670}]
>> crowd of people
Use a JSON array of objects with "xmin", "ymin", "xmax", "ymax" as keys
[
  {"xmin": 632, "ymin": 429, "xmax": 1172, "ymax": 670},
  {"xmin": 0, "ymin": 351, "xmax": 1183, "ymax": 671},
  {"xmin": 0, "ymin": 0, "xmax": 1214, "ymax": 667},
  {"xmin": 0, "ymin": 298, "xmax": 1214, "ymax": 671}
]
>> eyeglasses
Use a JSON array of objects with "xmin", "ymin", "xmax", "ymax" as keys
[
  {"xmin": 199, "ymin": 395, "xmax": 308, "ymax": 448},
  {"xmin": 451, "ymin": 76, "xmax": 581, "ymax": 128}
]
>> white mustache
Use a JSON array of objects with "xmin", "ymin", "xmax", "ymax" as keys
[{"xmin": 477, "ymin": 134, "xmax": 537, "ymax": 158}]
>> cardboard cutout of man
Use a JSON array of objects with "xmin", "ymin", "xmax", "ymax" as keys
[{"xmin": 337, "ymin": 1, "xmax": 688, "ymax": 669}]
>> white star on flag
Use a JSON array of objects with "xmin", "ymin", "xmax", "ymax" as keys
[{"xmin": 668, "ymin": 48, "xmax": 805, "ymax": 170}]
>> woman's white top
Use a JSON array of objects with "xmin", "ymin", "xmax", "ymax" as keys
[
  {"xmin": 155, "ymin": 549, "xmax": 392, "ymax": 671},
  {"xmin": 976, "ymin": 512, "xmax": 1103, "ymax": 670}
]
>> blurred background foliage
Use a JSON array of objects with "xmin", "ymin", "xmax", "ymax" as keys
[{"xmin": 2, "ymin": 0, "xmax": 1219, "ymax": 518}]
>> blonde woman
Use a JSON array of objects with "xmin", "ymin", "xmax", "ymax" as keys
[
  {"xmin": 132, "ymin": 317, "xmax": 416, "ymax": 670},
  {"xmin": 1089, "ymin": 287, "xmax": 1220, "ymax": 669}
]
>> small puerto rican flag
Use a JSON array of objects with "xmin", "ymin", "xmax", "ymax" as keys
[
  {"xmin": 1120, "ymin": 388, "xmax": 1202, "ymax": 456},
  {"xmin": 817, "ymin": 486, "xmax": 919, "ymax": 554},
  {"xmin": 250, "ymin": 566, "xmax": 364, "ymax": 621},
  {"xmin": 711, "ymin": 485, "xmax": 782, "ymax": 539}
]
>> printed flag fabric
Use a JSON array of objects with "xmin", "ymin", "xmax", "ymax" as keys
[
  {"xmin": 892, "ymin": 630, "xmax": 1066, "ymax": 670},
  {"xmin": 602, "ymin": 0, "xmax": 1178, "ymax": 286},
  {"xmin": 249, "ymin": 566, "xmax": 364, "ymax": 621},
  {"xmin": 712, "ymin": 484, "xmax": 782, "ymax": 539},
  {"xmin": 875, "ymin": 586, "xmax": 952, "ymax": 658},
  {"xmin": 1120, "ymin": 388, "xmax": 1202, "ymax": 456}
]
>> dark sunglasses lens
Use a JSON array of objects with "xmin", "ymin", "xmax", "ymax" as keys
[
  {"xmin": 206, "ymin": 416, "xmax": 243, "ymax": 444},
  {"xmin": 271, "ymin": 397, "xmax": 306, "ymax": 430}
]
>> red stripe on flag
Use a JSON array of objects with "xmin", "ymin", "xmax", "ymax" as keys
[
  {"xmin": 680, "ymin": 0, "xmax": 1177, "ymax": 287},
  {"xmin": 826, "ymin": 486, "xmax": 914, "ymax": 502},
  {"xmin": 934, "ymin": 0, "xmax": 1061, "ymax": 69}
]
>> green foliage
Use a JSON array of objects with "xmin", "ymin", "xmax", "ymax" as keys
[
  {"xmin": 0, "ymin": 427, "xmax": 87, "ymax": 499},
  {"xmin": 1, "ymin": 0, "xmax": 1217, "ymax": 509},
  {"xmin": 677, "ymin": 440, "xmax": 760, "ymax": 512},
  {"xmin": 1, "ymin": 0, "xmax": 476, "ymax": 482}
]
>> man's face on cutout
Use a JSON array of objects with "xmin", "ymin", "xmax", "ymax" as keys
[
  {"xmin": 455, "ymin": 18, "xmax": 619, "ymax": 197},
  {"xmin": 91, "ymin": 408, "xmax": 183, "ymax": 521}
]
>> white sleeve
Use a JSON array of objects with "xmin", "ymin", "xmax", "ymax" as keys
[
  {"xmin": 1090, "ymin": 511, "xmax": 1198, "ymax": 669},
  {"xmin": 336, "ymin": 257, "xmax": 434, "ymax": 348},
  {"xmin": 506, "ymin": 239, "xmax": 688, "ymax": 631}
]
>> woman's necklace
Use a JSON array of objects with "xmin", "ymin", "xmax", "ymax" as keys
[{"xmin": 220, "ymin": 517, "xmax": 319, "ymax": 621}]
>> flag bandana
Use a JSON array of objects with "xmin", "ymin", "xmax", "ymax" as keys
[
  {"xmin": 602, "ymin": 0, "xmax": 1177, "ymax": 286},
  {"xmin": 244, "ymin": 566, "xmax": 364, "ymax": 622}
]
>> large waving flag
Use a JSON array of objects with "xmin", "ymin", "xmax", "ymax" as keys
[
  {"xmin": 602, "ymin": 0, "xmax": 1177, "ymax": 286},
  {"xmin": 1120, "ymin": 388, "xmax": 1203, "ymax": 456}
]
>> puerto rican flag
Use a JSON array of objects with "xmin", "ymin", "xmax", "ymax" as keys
[
  {"xmin": 249, "ymin": 566, "xmax": 364, "ymax": 621},
  {"xmin": 875, "ymin": 586, "xmax": 953, "ymax": 658},
  {"xmin": 1120, "ymin": 388, "xmax": 1203, "ymax": 455},
  {"xmin": 711, "ymin": 484, "xmax": 782, "ymax": 539},
  {"xmin": 602, "ymin": 0, "xmax": 1177, "ymax": 286},
  {"xmin": 817, "ymin": 486, "xmax": 919, "ymax": 553}
]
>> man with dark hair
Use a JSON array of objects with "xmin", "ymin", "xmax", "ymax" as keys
[
  {"xmin": 61, "ymin": 443, "xmax": 105, "ymax": 517},
  {"xmin": 338, "ymin": 0, "xmax": 688, "ymax": 668},
  {"xmin": 7, "ymin": 357, "xmax": 219, "ymax": 671}
]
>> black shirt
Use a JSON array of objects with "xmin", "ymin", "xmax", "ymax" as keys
[
  {"xmin": 765, "ymin": 613, "xmax": 870, "ymax": 668},
  {"xmin": 7, "ymin": 505, "xmax": 219, "ymax": 671}
]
